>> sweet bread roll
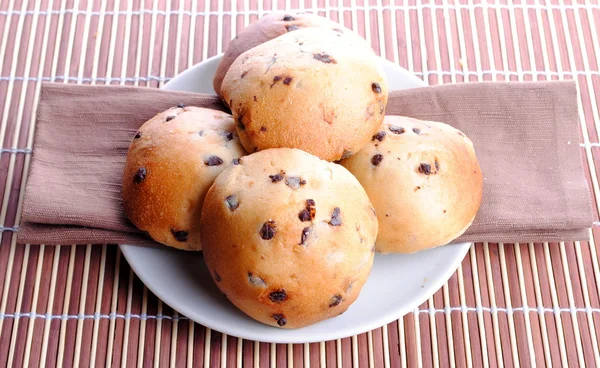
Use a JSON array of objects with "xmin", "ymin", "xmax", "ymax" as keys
[
  {"xmin": 213, "ymin": 11, "xmax": 351, "ymax": 96},
  {"xmin": 340, "ymin": 116, "xmax": 483, "ymax": 254},
  {"xmin": 221, "ymin": 27, "xmax": 387, "ymax": 161},
  {"xmin": 122, "ymin": 106, "xmax": 246, "ymax": 250},
  {"xmin": 200, "ymin": 148, "xmax": 378, "ymax": 328}
]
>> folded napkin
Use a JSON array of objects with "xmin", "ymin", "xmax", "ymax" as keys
[{"xmin": 17, "ymin": 81, "xmax": 593, "ymax": 246}]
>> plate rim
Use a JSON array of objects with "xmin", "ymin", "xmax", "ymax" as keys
[{"xmin": 119, "ymin": 54, "xmax": 472, "ymax": 343}]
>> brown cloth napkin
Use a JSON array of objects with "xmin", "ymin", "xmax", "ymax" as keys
[{"xmin": 17, "ymin": 81, "xmax": 593, "ymax": 246}]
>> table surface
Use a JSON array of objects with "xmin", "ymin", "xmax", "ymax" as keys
[{"xmin": 1, "ymin": 0, "xmax": 600, "ymax": 367}]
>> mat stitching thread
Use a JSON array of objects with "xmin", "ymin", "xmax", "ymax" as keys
[
  {"xmin": 1, "ymin": 70, "xmax": 599, "ymax": 83},
  {"xmin": 1, "ymin": 4, "xmax": 600, "ymax": 17},
  {"xmin": 2, "ymin": 307, "xmax": 600, "ymax": 321}
]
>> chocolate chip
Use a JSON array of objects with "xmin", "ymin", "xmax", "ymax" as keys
[
  {"xmin": 285, "ymin": 176, "xmax": 306, "ymax": 189},
  {"xmin": 248, "ymin": 272, "xmax": 267, "ymax": 287},
  {"xmin": 198, "ymin": 130, "xmax": 204, "ymax": 136},
  {"xmin": 241, "ymin": 71, "xmax": 248, "ymax": 78},
  {"xmin": 298, "ymin": 199, "xmax": 316, "ymax": 222},
  {"xmin": 205, "ymin": 156, "xmax": 224, "ymax": 166},
  {"xmin": 220, "ymin": 130, "xmax": 234, "ymax": 141},
  {"xmin": 283, "ymin": 76, "xmax": 292, "ymax": 85},
  {"xmin": 329, "ymin": 294, "xmax": 342, "ymax": 307},
  {"xmin": 371, "ymin": 83, "xmax": 382, "ymax": 93},
  {"xmin": 389, "ymin": 126, "xmax": 405, "ymax": 134},
  {"xmin": 372, "ymin": 131, "xmax": 386, "ymax": 141},
  {"xmin": 260, "ymin": 220, "xmax": 276, "ymax": 240},
  {"xmin": 300, "ymin": 226, "xmax": 311, "ymax": 245},
  {"xmin": 341, "ymin": 150, "xmax": 353, "ymax": 160},
  {"xmin": 166, "ymin": 115, "xmax": 176, "ymax": 122},
  {"xmin": 269, "ymin": 290, "xmax": 287, "ymax": 302},
  {"xmin": 171, "ymin": 229, "xmax": 188, "ymax": 242},
  {"xmin": 271, "ymin": 75, "xmax": 282, "ymax": 88},
  {"xmin": 232, "ymin": 158, "xmax": 241, "ymax": 165},
  {"xmin": 419, "ymin": 163, "xmax": 432, "ymax": 175},
  {"xmin": 133, "ymin": 167, "xmax": 147, "ymax": 183},
  {"xmin": 177, "ymin": 103, "xmax": 185, "ymax": 108},
  {"xmin": 269, "ymin": 171, "xmax": 284, "ymax": 183},
  {"xmin": 414, "ymin": 186, "xmax": 421, "ymax": 191},
  {"xmin": 371, "ymin": 154, "xmax": 383, "ymax": 166},
  {"xmin": 286, "ymin": 25, "xmax": 299, "ymax": 31},
  {"xmin": 272, "ymin": 314, "xmax": 287, "ymax": 326},
  {"xmin": 237, "ymin": 114, "xmax": 245, "ymax": 130},
  {"xmin": 283, "ymin": 15, "xmax": 295, "ymax": 21},
  {"xmin": 225, "ymin": 195, "xmax": 239, "ymax": 211},
  {"xmin": 329, "ymin": 207, "xmax": 342, "ymax": 226},
  {"xmin": 313, "ymin": 52, "xmax": 337, "ymax": 64},
  {"xmin": 134, "ymin": 131, "xmax": 142, "ymax": 139},
  {"xmin": 214, "ymin": 271, "xmax": 221, "ymax": 282},
  {"xmin": 253, "ymin": 96, "xmax": 257, "ymax": 102},
  {"xmin": 260, "ymin": 126, "xmax": 267, "ymax": 132},
  {"xmin": 413, "ymin": 127, "xmax": 421, "ymax": 134}
]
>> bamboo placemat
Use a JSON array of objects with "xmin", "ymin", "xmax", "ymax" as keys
[{"xmin": 1, "ymin": 0, "xmax": 600, "ymax": 366}]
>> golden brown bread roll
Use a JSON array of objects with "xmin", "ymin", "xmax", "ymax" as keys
[
  {"xmin": 200, "ymin": 148, "xmax": 378, "ymax": 328},
  {"xmin": 221, "ymin": 27, "xmax": 387, "ymax": 162},
  {"xmin": 340, "ymin": 116, "xmax": 483, "ymax": 254},
  {"xmin": 213, "ymin": 11, "xmax": 350, "ymax": 96},
  {"xmin": 122, "ymin": 106, "xmax": 246, "ymax": 250}
]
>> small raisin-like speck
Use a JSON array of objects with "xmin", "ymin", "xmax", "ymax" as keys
[
  {"xmin": 177, "ymin": 103, "xmax": 185, "ymax": 108},
  {"xmin": 283, "ymin": 76, "xmax": 292, "ymax": 85},
  {"xmin": 371, "ymin": 83, "xmax": 382, "ymax": 93},
  {"xmin": 269, "ymin": 290, "xmax": 287, "ymax": 302},
  {"xmin": 134, "ymin": 167, "xmax": 147, "ymax": 183},
  {"xmin": 419, "ymin": 163, "xmax": 432, "ymax": 175},
  {"xmin": 285, "ymin": 176, "xmax": 306, "ymax": 189},
  {"xmin": 241, "ymin": 71, "xmax": 248, "ymax": 78},
  {"xmin": 171, "ymin": 229, "xmax": 188, "ymax": 242},
  {"xmin": 300, "ymin": 226, "xmax": 311, "ymax": 245},
  {"xmin": 371, "ymin": 154, "xmax": 383, "ymax": 166},
  {"xmin": 329, "ymin": 207, "xmax": 342, "ymax": 226},
  {"xmin": 260, "ymin": 126, "xmax": 267, "ymax": 132},
  {"xmin": 220, "ymin": 131, "xmax": 234, "ymax": 141},
  {"xmin": 248, "ymin": 273, "xmax": 267, "ymax": 287},
  {"xmin": 134, "ymin": 131, "xmax": 142, "ymax": 139},
  {"xmin": 269, "ymin": 171, "xmax": 284, "ymax": 183},
  {"xmin": 260, "ymin": 220, "xmax": 276, "ymax": 240},
  {"xmin": 329, "ymin": 295, "xmax": 342, "ymax": 307},
  {"xmin": 232, "ymin": 158, "xmax": 241, "ymax": 165},
  {"xmin": 225, "ymin": 195, "xmax": 239, "ymax": 211},
  {"xmin": 389, "ymin": 126, "xmax": 405, "ymax": 134},
  {"xmin": 286, "ymin": 25, "xmax": 299, "ymax": 31},
  {"xmin": 372, "ymin": 131, "xmax": 386, "ymax": 141},
  {"xmin": 273, "ymin": 314, "xmax": 287, "ymax": 326},
  {"xmin": 413, "ymin": 127, "xmax": 421, "ymax": 134},
  {"xmin": 166, "ymin": 115, "xmax": 176, "ymax": 122},
  {"xmin": 205, "ymin": 156, "xmax": 224, "ymax": 166},
  {"xmin": 313, "ymin": 52, "xmax": 337, "ymax": 64},
  {"xmin": 283, "ymin": 15, "xmax": 295, "ymax": 21}
]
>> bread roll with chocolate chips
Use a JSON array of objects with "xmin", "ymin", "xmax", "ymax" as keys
[
  {"xmin": 213, "ymin": 11, "xmax": 353, "ymax": 97},
  {"xmin": 200, "ymin": 148, "xmax": 378, "ymax": 328},
  {"xmin": 340, "ymin": 116, "xmax": 483, "ymax": 254},
  {"xmin": 220, "ymin": 27, "xmax": 387, "ymax": 162},
  {"xmin": 122, "ymin": 106, "xmax": 247, "ymax": 251}
]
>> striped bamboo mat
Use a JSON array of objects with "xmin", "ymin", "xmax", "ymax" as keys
[{"xmin": 1, "ymin": 0, "xmax": 600, "ymax": 366}]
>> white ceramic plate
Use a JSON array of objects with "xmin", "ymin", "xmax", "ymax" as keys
[{"xmin": 119, "ymin": 55, "xmax": 471, "ymax": 344}]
